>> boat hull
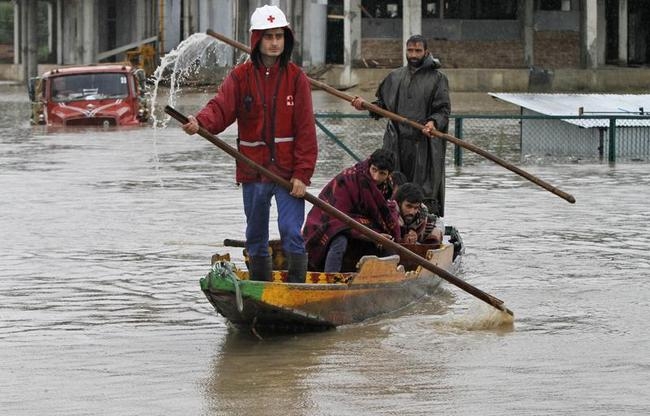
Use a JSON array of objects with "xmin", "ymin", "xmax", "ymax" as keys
[{"xmin": 201, "ymin": 238, "xmax": 459, "ymax": 334}]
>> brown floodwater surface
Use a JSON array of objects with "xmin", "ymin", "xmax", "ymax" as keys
[{"xmin": 1, "ymin": 83, "xmax": 648, "ymax": 415}]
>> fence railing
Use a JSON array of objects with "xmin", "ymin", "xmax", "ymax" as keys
[{"xmin": 314, "ymin": 113, "xmax": 650, "ymax": 165}]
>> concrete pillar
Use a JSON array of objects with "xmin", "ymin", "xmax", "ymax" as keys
[
  {"xmin": 23, "ymin": 0, "xmax": 39, "ymax": 81},
  {"xmin": 165, "ymin": 0, "xmax": 181, "ymax": 52},
  {"xmin": 288, "ymin": 0, "xmax": 303, "ymax": 64},
  {"xmin": 193, "ymin": 0, "xmax": 235, "ymax": 65},
  {"xmin": 67, "ymin": 0, "xmax": 82, "ymax": 63},
  {"xmin": 596, "ymin": 0, "xmax": 606, "ymax": 66},
  {"xmin": 618, "ymin": 0, "xmax": 628, "ymax": 65},
  {"xmin": 135, "ymin": 0, "xmax": 146, "ymax": 41},
  {"xmin": 20, "ymin": 1, "xmax": 26, "ymax": 72},
  {"xmin": 347, "ymin": 0, "xmax": 362, "ymax": 63},
  {"xmin": 81, "ymin": 0, "xmax": 96, "ymax": 64},
  {"xmin": 46, "ymin": 2, "xmax": 53, "ymax": 54},
  {"xmin": 522, "ymin": 0, "xmax": 534, "ymax": 67},
  {"xmin": 581, "ymin": 0, "xmax": 598, "ymax": 68},
  {"xmin": 56, "ymin": 0, "xmax": 63, "ymax": 64},
  {"xmin": 187, "ymin": 0, "xmax": 197, "ymax": 35},
  {"xmin": 301, "ymin": 0, "xmax": 327, "ymax": 67},
  {"xmin": 402, "ymin": 0, "xmax": 422, "ymax": 67},
  {"xmin": 158, "ymin": 0, "xmax": 165, "ymax": 55},
  {"xmin": 197, "ymin": 0, "xmax": 208, "ymax": 31},
  {"xmin": 182, "ymin": 0, "xmax": 191, "ymax": 39},
  {"xmin": 342, "ymin": 0, "xmax": 360, "ymax": 87},
  {"xmin": 200, "ymin": 0, "xmax": 239, "ymax": 39},
  {"xmin": 13, "ymin": 0, "xmax": 19, "ymax": 64}
]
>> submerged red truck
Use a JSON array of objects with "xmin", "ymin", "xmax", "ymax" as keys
[{"xmin": 28, "ymin": 64, "xmax": 151, "ymax": 127}]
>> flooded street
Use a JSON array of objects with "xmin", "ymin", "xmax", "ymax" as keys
[{"xmin": 1, "ymin": 82, "xmax": 649, "ymax": 415}]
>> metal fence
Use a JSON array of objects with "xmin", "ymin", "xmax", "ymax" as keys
[{"xmin": 314, "ymin": 113, "xmax": 650, "ymax": 166}]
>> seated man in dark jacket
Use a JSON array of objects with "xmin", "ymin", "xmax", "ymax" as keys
[
  {"xmin": 303, "ymin": 149, "xmax": 401, "ymax": 272},
  {"xmin": 394, "ymin": 182, "xmax": 444, "ymax": 245}
]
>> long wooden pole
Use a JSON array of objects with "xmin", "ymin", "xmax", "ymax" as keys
[
  {"xmin": 205, "ymin": 29, "xmax": 575, "ymax": 205},
  {"xmin": 164, "ymin": 105, "xmax": 514, "ymax": 317}
]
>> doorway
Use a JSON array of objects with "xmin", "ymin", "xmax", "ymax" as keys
[
  {"xmin": 606, "ymin": 0, "xmax": 650, "ymax": 66},
  {"xmin": 325, "ymin": 0, "xmax": 343, "ymax": 64}
]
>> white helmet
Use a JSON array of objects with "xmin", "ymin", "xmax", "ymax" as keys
[{"xmin": 249, "ymin": 5, "xmax": 289, "ymax": 31}]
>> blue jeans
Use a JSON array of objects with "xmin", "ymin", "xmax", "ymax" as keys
[{"xmin": 242, "ymin": 182, "xmax": 306, "ymax": 257}]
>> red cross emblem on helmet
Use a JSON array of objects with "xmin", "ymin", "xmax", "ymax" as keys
[{"xmin": 250, "ymin": 5, "xmax": 289, "ymax": 31}]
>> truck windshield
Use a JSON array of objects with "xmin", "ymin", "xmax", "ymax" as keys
[{"xmin": 51, "ymin": 73, "xmax": 130, "ymax": 102}]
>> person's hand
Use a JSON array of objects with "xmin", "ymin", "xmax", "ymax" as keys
[
  {"xmin": 182, "ymin": 115, "xmax": 199, "ymax": 135},
  {"xmin": 422, "ymin": 120, "xmax": 436, "ymax": 137},
  {"xmin": 289, "ymin": 178, "xmax": 307, "ymax": 198},
  {"xmin": 428, "ymin": 228, "xmax": 443, "ymax": 244},
  {"xmin": 376, "ymin": 233, "xmax": 394, "ymax": 249},
  {"xmin": 422, "ymin": 227, "xmax": 442, "ymax": 244},
  {"xmin": 403, "ymin": 229, "xmax": 418, "ymax": 244},
  {"xmin": 351, "ymin": 96, "xmax": 366, "ymax": 111}
]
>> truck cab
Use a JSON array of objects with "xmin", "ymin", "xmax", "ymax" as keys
[{"xmin": 29, "ymin": 64, "xmax": 150, "ymax": 127}]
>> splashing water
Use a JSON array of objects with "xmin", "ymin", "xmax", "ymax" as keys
[
  {"xmin": 145, "ymin": 32, "xmax": 236, "ymax": 188},
  {"xmin": 149, "ymin": 32, "xmax": 235, "ymax": 128},
  {"xmin": 449, "ymin": 301, "xmax": 515, "ymax": 331},
  {"xmin": 425, "ymin": 300, "xmax": 515, "ymax": 333}
]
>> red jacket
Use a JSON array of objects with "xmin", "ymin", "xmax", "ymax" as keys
[{"xmin": 195, "ymin": 60, "xmax": 317, "ymax": 185}]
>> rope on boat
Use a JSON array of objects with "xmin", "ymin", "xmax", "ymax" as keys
[{"xmin": 212, "ymin": 261, "xmax": 244, "ymax": 313}]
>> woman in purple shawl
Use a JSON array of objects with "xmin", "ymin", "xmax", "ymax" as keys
[{"xmin": 303, "ymin": 149, "xmax": 401, "ymax": 272}]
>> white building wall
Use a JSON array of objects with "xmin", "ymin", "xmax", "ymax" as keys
[
  {"xmin": 521, "ymin": 109, "xmax": 650, "ymax": 159},
  {"xmin": 522, "ymin": 110, "xmax": 601, "ymax": 157},
  {"xmin": 302, "ymin": 0, "xmax": 327, "ymax": 67}
]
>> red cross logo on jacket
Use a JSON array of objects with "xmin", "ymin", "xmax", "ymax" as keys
[{"xmin": 286, "ymin": 95, "xmax": 295, "ymax": 106}]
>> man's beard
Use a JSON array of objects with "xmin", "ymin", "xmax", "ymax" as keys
[
  {"xmin": 408, "ymin": 56, "xmax": 425, "ymax": 68},
  {"xmin": 403, "ymin": 214, "xmax": 415, "ymax": 224}
]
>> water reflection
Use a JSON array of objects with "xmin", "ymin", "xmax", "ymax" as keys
[
  {"xmin": 206, "ymin": 320, "xmax": 457, "ymax": 416},
  {"xmin": 206, "ymin": 332, "xmax": 322, "ymax": 414},
  {"xmin": 202, "ymin": 287, "xmax": 516, "ymax": 415}
]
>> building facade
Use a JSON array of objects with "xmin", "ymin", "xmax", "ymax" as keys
[{"xmin": 2, "ymin": 0, "xmax": 649, "ymax": 90}]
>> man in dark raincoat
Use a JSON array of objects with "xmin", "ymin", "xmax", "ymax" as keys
[{"xmin": 352, "ymin": 35, "xmax": 450, "ymax": 217}]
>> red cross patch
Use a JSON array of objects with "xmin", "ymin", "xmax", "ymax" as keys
[
  {"xmin": 286, "ymin": 95, "xmax": 294, "ymax": 106},
  {"xmin": 267, "ymin": 15, "xmax": 275, "ymax": 23}
]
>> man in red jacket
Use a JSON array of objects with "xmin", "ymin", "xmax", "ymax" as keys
[{"xmin": 182, "ymin": 5, "xmax": 318, "ymax": 282}]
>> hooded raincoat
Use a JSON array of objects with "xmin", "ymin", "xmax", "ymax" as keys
[
  {"xmin": 195, "ymin": 29, "xmax": 317, "ymax": 186},
  {"xmin": 374, "ymin": 55, "xmax": 450, "ymax": 216}
]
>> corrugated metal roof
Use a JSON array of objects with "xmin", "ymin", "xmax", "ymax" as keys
[{"xmin": 488, "ymin": 93, "xmax": 650, "ymax": 128}]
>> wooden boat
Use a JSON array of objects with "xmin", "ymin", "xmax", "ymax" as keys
[
  {"xmin": 28, "ymin": 63, "xmax": 150, "ymax": 126},
  {"xmin": 165, "ymin": 105, "xmax": 514, "ymax": 322},
  {"xmin": 200, "ymin": 227, "xmax": 464, "ymax": 335}
]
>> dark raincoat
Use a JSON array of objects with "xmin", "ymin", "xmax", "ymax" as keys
[{"xmin": 374, "ymin": 55, "xmax": 450, "ymax": 216}]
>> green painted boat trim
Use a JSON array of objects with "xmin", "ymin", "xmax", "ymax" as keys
[{"xmin": 200, "ymin": 269, "xmax": 265, "ymax": 300}]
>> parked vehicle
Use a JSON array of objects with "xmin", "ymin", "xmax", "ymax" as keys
[{"xmin": 28, "ymin": 64, "xmax": 151, "ymax": 126}]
